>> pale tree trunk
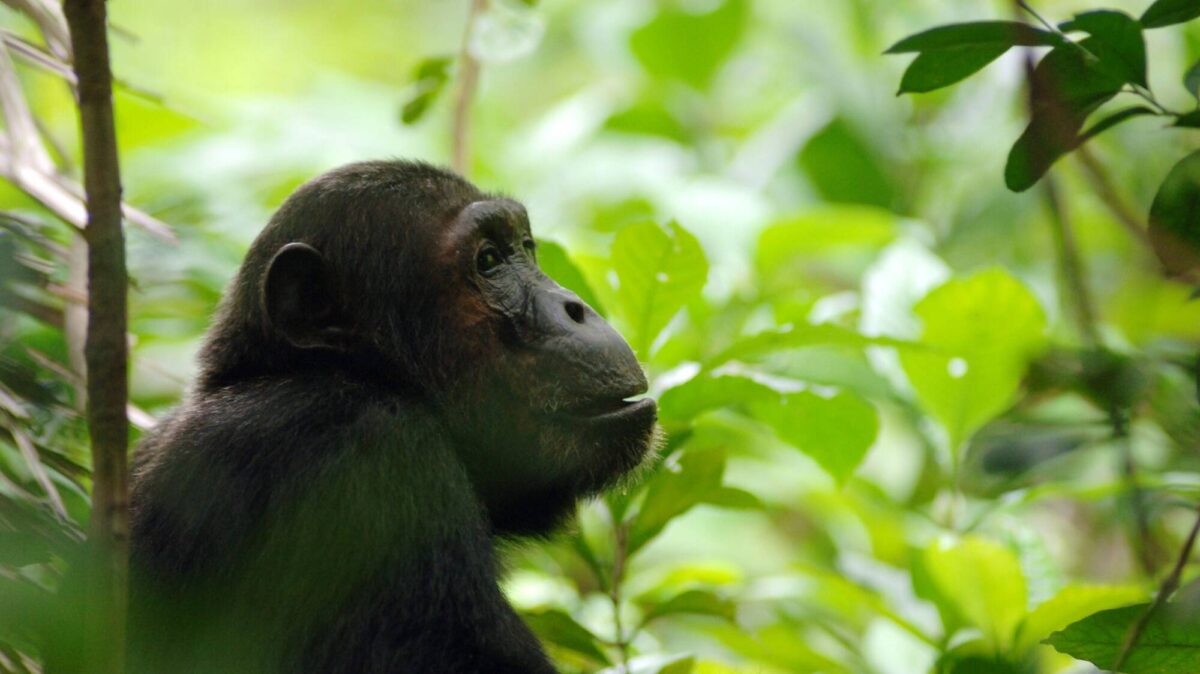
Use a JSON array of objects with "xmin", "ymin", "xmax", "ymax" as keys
[{"xmin": 62, "ymin": 0, "xmax": 130, "ymax": 672}]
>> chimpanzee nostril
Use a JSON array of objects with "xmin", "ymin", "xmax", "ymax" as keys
[{"xmin": 564, "ymin": 300, "xmax": 586, "ymax": 324}]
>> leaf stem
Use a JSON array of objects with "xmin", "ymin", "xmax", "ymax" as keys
[
  {"xmin": 1016, "ymin": 0, "xmax": 1058, "ymax": 34},
  {"xmin": 1112, "ymin": 504, "xmax": 1200, "ymax": 671}
]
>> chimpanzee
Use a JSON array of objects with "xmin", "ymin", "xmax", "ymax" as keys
[{"xmin": 126, "ymin": 161, "xmax": 659, "ymax": 673}]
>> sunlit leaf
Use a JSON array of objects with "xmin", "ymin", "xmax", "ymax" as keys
[
  {"xmin": 1015, "ymin": 585, "xmax": 1146, "ymax": 653},
  {"xmin": 925, "ymin": 538, "xmax": 1027, "ymax": 651},
  {"xmin": 1149, "ymin": 150, "xmax": 1200, "ymax": 275},
  {"xmin": 628, "ymin": 448, "xmax": 725, "ymax": 555},
  {"xmin": 900, "ymin": 269, "xmax": 1047, "ymax": 456},
  {"xmin": 640, "ymin": 589, "xmax": 736, "ymax": 624},
  {"xmin": 524, "ymin": 609, "xmax": 612, "ymax": 666},
  {"xmin": 611, "ymin": 221, "xmax": 708, "ymax": 357},
  {"xmin": 1047, "ymin": 602, "xmax": 1200, "ymax": 673},
  {"xmin": 748, "ymin": 390, "xmax": 878, "ymax": 484},
  {"xmin": 1141, "ymin": 0, "xmax": 1200, "ymax": 28}
]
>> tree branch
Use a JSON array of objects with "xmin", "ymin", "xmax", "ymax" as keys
[
  {"xmin": 452, "ymin": 0, "xmax": 487, "ymax": 175},
  {"xmin": 62, "ymin": 1, "xmax": 130, "ymax": 672},
  {"xmin": 1112, "ymin": 505, "xmax": 1200, "ymax": 672}
]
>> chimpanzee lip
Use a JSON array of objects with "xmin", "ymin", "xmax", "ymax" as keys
[{"xmin": 556, "ymin": 396, "xmax": 657, "ymax": 424}]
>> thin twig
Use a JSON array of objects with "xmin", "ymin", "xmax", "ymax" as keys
[
  {"xmin": 452, "ymin": 0, "xmax": 487, "ymax": 175},
  {"xmin": 1017, "ymin": 0, "xmax": 1058, "ymax": 33},
  {"xmin": 1112, "ymin": 505, "xmax": 1200, "ymax": 672},
  {"xmin": 610, "ymin": 517, "xmax": 632, "ymax": 672},
  {"xmin": 1073, "ymin": 146, "xmax": 1153, "ymax": 251}
]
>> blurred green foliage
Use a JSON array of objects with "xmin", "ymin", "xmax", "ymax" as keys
[{"xmin": 4, "ymin": 0, "xmax": 1200, "ymax": 672}]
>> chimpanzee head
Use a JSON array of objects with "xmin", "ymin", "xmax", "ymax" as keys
[{"xmin": 198, "ymin": 160, "xmax": 658, "ymax": 534}]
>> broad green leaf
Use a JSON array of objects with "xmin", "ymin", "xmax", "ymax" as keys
[
  {"xmin": 748, "ymin": 390, "xmax": 878, "ymax": 483},
  {"xmin": 885, "ymin": 21, "xmax": 1061, "ymax": 53},
  {"xmin": 900, "ymin": 269, "xmax": 1047, "ymax": 456},
  {"xmin": 897, "ymin": 45, "xmax": 1009, "ymax": 94},
  {"xmin": 1015, "ymin": 585, "xmax": 1146, "ymax": 653},
  {"xmin": 705, "ymin": 323, "xmax": 916, "ymax": 369},
  {"xmin": 629, "ymin": 0, "xmax": 746, "ymax": 89},
  {"xmin": 535, "ymin": 240, "xmax": 605, "ymax": 316},
  {"xmin": 756, "ymin": 206, "xmax": 897, "ymax": 272},
  {"xmin": 1149, "ymin": 150, "xmax": 1200, "ymax": 275},
  {"xmin": 1141, "ymin": 0, "xmax": 1200, "ymax": 28},
  {"xmin": 524, "ymin": 609, "xmax": 612, "ymax": 665},
  {"xmin": 1047, "ymin": 602, "xmax": 1200, "ymax": 673},
  {"xmin": 628, "ymin": 448, "xmax": 726, "ymax": 555},
  {"xmin": 1186, "ymin": 58, "xmax": 1200, "ymax": 99},
  {"xmin": 658, "ymin": 374, "xmax": 776, "ymax": 426},
  {"xmin": 887, "ymin": 22, "xmax": 1061, "ymax": 94},
  {"xmin": 924, "ymin": 538, "xmax": 1027, "ymax": 651},
  {"xmin": 701, "ymin": 486, "xmax": 764, "ymax": 510},
  {"xmin": 640, "ymin": 589, "xmax": 737, "ymax": 624},
  {"xmin": 1060, "ymin": 11, "xmax": 1147, "ymax": 86},
  {"xmin": 798, "ymin": 119, "xmax": 896, "ymax": 208},
  {"xmin": 1005, "ymin": 40, "xmax": 1125, "ymax": 191},
  {"xmin": 611, "ymin": 221, "xmax": 709, "ymax": 357},
  {"xmin": 400, "ymin": 56, "xmax": 452, "ymax": 125}
]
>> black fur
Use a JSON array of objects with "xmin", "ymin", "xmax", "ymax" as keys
[{"xmin": 127, "ymin": 161, "xmax": 657, "ymax": 673}]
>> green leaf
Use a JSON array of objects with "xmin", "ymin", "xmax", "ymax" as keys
[
  {"xmin": 641, "ymin": 589, "xmax": 737, "ymax": 624},
  {"xmin": 1186, "ymin": 59, "xmax": 1200, "ymax": 99},
  {"xmin": 628, "ymin": 448, "xmax": 726, "ymax": 555},
  {"xmin": 1149, "ymin": 150, "xmax": 1200, "ymax": 275},
  {"xmin": 629, "ymin": 0, "xmax": 747, "ymax": 89},
  {"xmin": 705, "ymin": 323, "xmax": 916, "ymax": 369},
  {"xmin": 900, "ymin": 269, "xmax": 1047, "ymax": 456},
  {"xmin": 748, "ymin": 389, "xmax": 879, "ymax": 484},
  {"xmin": 611, "ymin": 221, "xmax": 709, "ymax": 357},
  {"xmin": 897, "ymin": 45, "xmax": 1008, "ymax": 94},
  {"xmin": 1005, "ymin": 40, "xmax": 1125, "ymax": 191},
  {"xmin": 797, "ymin": 119, "xmax": 897, "ymax": 208},
  {"xmin": 1141, "ymin": 0, "xmax": 1200, "ymax": 28},
  {"xmin": 924, "ymin": 538, "xmax": 1027, "ymax": 651},
  {"xmin": 1047, "ymin": 602, "xmax": 1200, "ymax": 673},
  {"xmin": 701, "ymin": 486, "xmax": 764, "ymax": 510},
  {"xmin": 1060, "ymin": 10, "xmax": 1147, "ymax": 86},
  {"xmin": 535, "ymin": 240, "xmax": 605, "ymax": 316},
  {"xmin": 523, "ymin": 609, "xmax": 612, "ymax": 666},
  {"xmin": 400, "ymin": 56, "xmax": 452, "ymax": 125},
  {"xmin": 755, "ymin": 206, "xmax": 897, "ymax": 272},
  {"xmin": 658, "ymin": 374, "xmax": 775, "ymax": 425},
  {"xmin": 886, "ymin": 21, "xmax": 1062, "ymax": 53},
  {"xmin": 1015, "ymin": 585, "xmax": 1146, "ymax": 653}
]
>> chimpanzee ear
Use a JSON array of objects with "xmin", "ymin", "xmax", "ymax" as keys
[{"xmin": 262, "ymin": 242, "xmax": 347, "ymax": 350}]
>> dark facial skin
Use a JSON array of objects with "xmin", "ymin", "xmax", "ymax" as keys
[{"xmin": 437, "ymin": 198, "xmax": 657, "ymax": 534}]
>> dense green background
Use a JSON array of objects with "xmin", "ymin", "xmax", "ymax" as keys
[{"xmin": 5, "ymin": 0, "xmax": 1200, "ymax": 672}]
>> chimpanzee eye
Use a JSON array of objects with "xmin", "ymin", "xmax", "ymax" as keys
[{"xmin": 476, "ymin": 245, "xmax": 503, "ymax": 275}]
